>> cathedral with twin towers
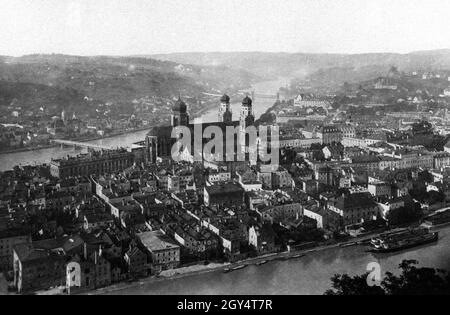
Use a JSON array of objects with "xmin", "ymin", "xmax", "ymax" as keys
[{"xmin": 144, "ymin": 94, "xmax": 257, "ymax": 164}]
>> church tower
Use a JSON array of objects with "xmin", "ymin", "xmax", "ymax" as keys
[
  {"xmin": 145, "ymin": 135, "xmax": 158, "ymax": 164},
  {"xmin": 239, "ymin": 96, "xmax": 255, "ymax": 155},
  {"xmin": 218, "ymin": 94, "xmax": 232, "ymax": 124},
  {"xmin": 171, "ymin": 97, "xmax": 189, "ymax": 127},
  {"xmin": 240, "ymin": 95, "xmax": 255, "ymax": 130}
]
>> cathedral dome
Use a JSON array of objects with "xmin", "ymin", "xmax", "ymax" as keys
[
  {"xmin": 173, "ymin": 97, "xmax": 187, "ymax": 113},
  {"xmin": 220, "ymin": 94, "xmax": 230, "ymax": 103},
  {"xmin": 242, "ymin": 96, "xmax": 253, "ymax": 107}
]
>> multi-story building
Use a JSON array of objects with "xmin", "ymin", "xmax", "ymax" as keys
[
  {"xmin": 137, "ymin": 230, "xmax": 180, "ymax": 273},
  {"xmin": 315, "ymin": 166, "xmax": 335, "ymax": 186},
  {"xmin": 204, "ymin": 182, "xmax": 245, "ymax": 207},
  {"xmin": 256, "ymin": 202, "xmax": 303, "ymax": 224},
  {"xmin": 351, "ymin": 155, "xmax": 381, "ymax": 172},
  {"xmin": 157, "ymin": 169, "xmax": 195, "ymax": 193},
  {"xmin": 434, "ymin": 153, "xmax": 450, "ymax": 169},
  {"xmin": 0, "ymin": 230, "xmax": 31, "ymax": 271},
  {"xmin": 302, "ymin": 201, "xmax": 341, "ymax": 231},
  {"xmin": 172, "ymin": 226, "xmax": 218, "ymax": 255},
  {"xmin": 340, "ymin": 125, "xmax": 356, "ymax": 138},
  {"xmin": 124, "ymin": 246, "xmax": 148, "ymax": 276},
  {"xmin": 368, "ymin": 178, "xmax": 392, "ymax": 198},
  {"xmin": 13, "ymin": 236, "xmax": 85, "ymax": 293},
  {"xmin": 328, "ymin": 193, "xmax": 380, "ymax": 227},
  {"xmin": 13, "ymin": 244, "xmax": 66, "ymax": 293},
  {"xmin": 293, "ymin": 94, "xmax": 330, "ymax": 109},
  {"xmin": 248, "ymin": 224, "xmax": 277, "ymax": 254},
  {"xmin": 342, "ymin": 137, "xmax": 382, "ymax": 148},
  {"xmin": 383, "ymin": 149, "xmax": 434, "ymax": 169},
  {"xmin": 278, "ymin": 137, "xmax": 322, "ymax": 149},
  {"xmin": 50, "ymin": 149, "xmax": 134, "ymax": 178},
  {"xmin": 207, "ymin": 170, "xmax": 232, "ymax": 183},
  {"xmin": 272, "ymin": 167, "xmax": 293, "ymax": 189},
  {"xmin": 322, "ymin": 126, "xmax": 343, "ymax": 145}
]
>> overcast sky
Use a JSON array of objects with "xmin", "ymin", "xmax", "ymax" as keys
[{"xmin": 1, "ymin": 0, "xmax": 450, "ymax": 56}]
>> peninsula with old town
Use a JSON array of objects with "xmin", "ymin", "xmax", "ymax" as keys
[{"xmin": 2, "ymin": 62, "xmax": 450, "ymax": 295}]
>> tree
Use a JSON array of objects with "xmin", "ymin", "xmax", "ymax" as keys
[
  {"xmin": 428, "ymin": 190, "xmax": 445, "ymax": 205},
  {"xmin": 387, "ymin": 204, "xmax": 422, "ymax": 227},
  {"xmin": 383, "ymin": 260, "xmax": 450, "ymax": 295},
  {"xmin": 256, "ymin": 112, "xmax": 276, "ymax": 126},
  {"xmin": 325, "ymin": 274, "xmax": 385, "ymax": 295},
  {"xmin": 280, "ymin": 148, "xmax": 298, "ymax": 166},
  {"xmin": 325, "ymin": 260, "xmax": 450, "ymax": 295},
  {"xmin": 418, "ymin": 170, "xmax": 433, "ymax": 184}
]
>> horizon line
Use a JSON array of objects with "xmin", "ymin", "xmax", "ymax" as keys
[{"xmin": 2, "ymin": 48, "xmax": 450, "ymax": 59}]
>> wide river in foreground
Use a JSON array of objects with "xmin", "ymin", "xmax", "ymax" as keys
[
  {"xmin": 102, "ymin": 225, "xmax": 450, "ymax": 295},
  {"xmin": 0, "ymin": 78, "xmax": 289, "ymax": 172}
]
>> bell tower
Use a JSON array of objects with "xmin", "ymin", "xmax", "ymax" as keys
[
  {"xmin": 171, "ymin": 97, "xmax": 189, "ymax": 127},
  {"xmin": 240, "ymin": 95, "xmax": 255, "ymax": 130},
  {"xmin": 218, "ymin": 94, "xmax": 232, "ymax": 124},
  {"xmin": 239, "ymin": 96, "xmax": 255, "ymax": 155}
]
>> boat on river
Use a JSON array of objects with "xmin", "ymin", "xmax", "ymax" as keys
[
  {"xmin": 231, "ymin": 264, "xmax": 247, "ymax": 271},
  {"xmin": 370, "ymin": 228, "xmax": 410, "ymax": 248},
  {"xmin": 369, "ymin": 227, "xmax": 438, "ymax": 253},
  {"xmin": 223, "ymin": 264, "xmax": 248, "ymax": 273},
  {"xmin": 291, "ymin": 254, "xmax": 304, "ymax": 259}
]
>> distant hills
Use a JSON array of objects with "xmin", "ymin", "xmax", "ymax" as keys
[
  {"xmin": 0, "ymin": 80, "xmax": 86, "ymax": 115},
  {"xmin": 0, "ymin": 54, "xmax": 260, "ymax": 114},
  {"xmin": 2, "ymin": 50, "xmax": 450, "ymax": 115},
  {"xmin": 151, "ymin": 50, "xmax": 450, "ymax": 82}
]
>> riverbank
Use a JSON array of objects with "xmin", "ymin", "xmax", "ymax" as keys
[
  {"xmin": 89, "ymin": 262, "xmax": 230, "ymax": 295},
  {"xmin": 10, "ymin": 219, "xmax": 448, "ymax": 295},
  {"xmin": 90, "ymin": 247, "xmax": 342, "ymax": 295},
  {"xmin": 92, "ymin": 223, "xmax": 450, "ymax": 295},
  {"xmin": 0, "ymin": 126, "xmax": 152, "ymax": 155},
  {"xmin": 88, "ymin": 231, "xmax": 381, "ymax": 295},
  {"xmin": 0, "ymin": 78, "xmax": 288, "ymax": 172},
  {"xmin": 0, "ymin": 127, "xmax": 155, "ymax": 156}
]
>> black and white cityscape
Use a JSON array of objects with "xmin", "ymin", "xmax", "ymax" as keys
[{"xmin": 1, "ymin": 0, "xmax": 450, "ymax": 297}]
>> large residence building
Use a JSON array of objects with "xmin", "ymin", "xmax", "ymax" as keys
[{"xmin": 50, "ymin": 149, "xmax": 135, "ymax": 178}]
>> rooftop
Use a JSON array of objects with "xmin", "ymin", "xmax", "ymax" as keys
[
  {"xmin": 335, "ymin": 193, "xmax": 377, "ymax": 211},
  {"xmin": 205, "ymin": 182, "xmax": 244, "ymax": 195},
  {"xmin": 137, "ymin": 230, "xmax": 180, "ymax": 252}
]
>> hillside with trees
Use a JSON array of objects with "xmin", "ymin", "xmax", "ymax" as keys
[
  {"xmin": 0, "ymin": 54, "xmax": 261, "ymax": 114},
  {"xmin": 151, "ymin": 50, "xmax": 450, "ymax": 79}
]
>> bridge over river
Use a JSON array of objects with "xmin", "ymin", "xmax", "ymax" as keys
[
  {"xmin": 51, "ymin": 139, "xmax": 115, "ymax": 150},
  {"xmin": 202, "ymin": 91, "xmax": 278, "ymax": 100},
  {"xmin": 1, "ymin": 78, "xmax": 288, "ymax": 171}
]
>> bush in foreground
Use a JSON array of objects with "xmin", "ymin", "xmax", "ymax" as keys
[{"xmin": 325, "ymin": 260, "xmax": 450, "ymax": 295}]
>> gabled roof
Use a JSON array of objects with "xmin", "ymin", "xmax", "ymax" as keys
[
  {"xmin": 334, "ymin": 193, "xmax": 377, "ymax": 211},
  {"xmin": 126, "ymin": 246, "xmax": 146, "ymax": 258},
  {"xmin": 137, "ymin": 230, "xmax": 180, "ymax": 252},
  {"xmin": 33, "ymin": 235, "xmax": 84, "ymax": 254}
]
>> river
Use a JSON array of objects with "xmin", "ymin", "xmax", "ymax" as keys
[
  {"xmin": 0, "ymin": 130, "xmax": 151, "ymax": 172},
  {"xmin": 193, "ymin": 78, "xmax": 289, "ymax": 124},
  {"xmin": 102, "ymin": 225, "xmax": 450, "ymax": 295},
  {"xmin": 2, "ymin": 77, "xmax": 450, "ymax": 295},
  {"xmin": 0, "ymin": 78, "xmax": 288, "ymax": 172}
]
